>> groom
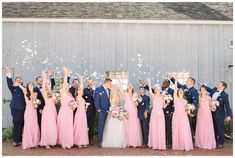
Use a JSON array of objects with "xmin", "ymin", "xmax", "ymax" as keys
[{"xmin": 94, "ymin": 78, "xmax": 112, "ymax": 147}]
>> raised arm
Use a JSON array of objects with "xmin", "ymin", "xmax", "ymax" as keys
[
  {"xmin": 41, "ymin": 71, "xmax": 47, "ymax": 98},
  {"xmin": 173, "ymin": 78, "xmax": 178, "ymax": 99},
  {"xmin": 48, "ymin": 70, "xmax": 55, "ymax": 90},
  {"xmin": 60, "ymin": 67, "xmax": 69, "ymax": 94},
  {"xmin": 147, "ymin": 78, "xmax": 154, "ymax": 98},
  {"xmin": 5, "ymin": 66, "xmax": 15, "ymax": 92}
]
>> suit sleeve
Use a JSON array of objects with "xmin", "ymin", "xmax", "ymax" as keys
[
  {"xmin": 144, "ymin": 85, "xmax": 154, "ymax": 93},
  {"xmin": 50, "ymin": 78, "xmax": 55, "ymax": 90},
  {"xmin": 202, "ymin": 84, "xmax": 213, "ymax": 93},
  {"xmin": 170, "ymin": 77, "xmax": 185, "ymax": 89},
  {"xmin": 224, "ymin": 94, "xmax": 232, "ymax": 117},
  {"xmin": 6, "ymin": 77, "xmax": 14, "ymax": 93},
  {"xmin": 94, "ymin": 88, "xmax": 101, "ymax": 111},
  {"xmin": 145, "ymin": 96, "xmax": 150, "ymax": 112}
]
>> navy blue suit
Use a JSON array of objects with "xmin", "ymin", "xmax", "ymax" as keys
[
  {"xmin": 137, "ymin": 94, "xmax": 150, "ymax": 145},
  {"xmin": 170, "ymin": 77, "xmax": 199, "ymax": 137},
  {"xmin": 35, "ymin": 78, "xmax": 55, "ymax": 130},
  {"xmin": 83, "ymin": 87, "xmax": 96, "ymax": 142},
  {"xmin": 6, "ymin": 77, "xmax": 26, "ymax": 143},
  {"xmin": 203, "ymin": 85, "xmax": 232, "ymax": 145},
  {"xmin": 144, "ymin": 85, "xmax": 174, "ymax": 145},
  {"xmin": 94, "ymin": 86, "xmax": 110, "ymax": 143}
]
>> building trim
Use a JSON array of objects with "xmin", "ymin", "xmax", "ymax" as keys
[{"xmin": 2, "ymin": 18, "xmax": 233, "ymax": 25}]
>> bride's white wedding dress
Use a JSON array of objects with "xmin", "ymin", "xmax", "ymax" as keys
[{"xmin": 102, "ymin": 98, "xmax": 127, "ymax": 148}]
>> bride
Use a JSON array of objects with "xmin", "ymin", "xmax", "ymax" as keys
[{"xmin": 102, "ymin": 85, "xmax": 127, "ymax": 148}]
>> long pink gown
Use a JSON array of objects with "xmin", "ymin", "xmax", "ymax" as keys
[
  {"xmin": 22, "ymin": 97, "xmax": 40, "ymax": 149},
  {"xmin": 195, "ymin": 97, "xmax": 216, "ymax": 149},
  {"xmin": 73, "ymin": 97, "xmax": 89, "ymax": 146},
  {"xmin": 123, "ymin": 93, "xmax": 142, "ymax": 147},
  {"xmin": 40, "ymin": 97, "xmax": 58, "ymax": 147},
  {"xmin": 57, "ymin": 94, "xmax": 74, "ymax": 148},
  {"xmin": 148, "ymin": 95, "xmax": 166, "ymax": 150},
  {"xmin": 172, "ymin": 98, "xmax": 193, "ymax": 151}
]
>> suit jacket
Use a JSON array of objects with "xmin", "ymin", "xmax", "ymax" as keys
[
  {"xmin": 170, "ymin": 77, "xmax": 199, "ymax": 108},
  {"xmin": 6, "ymin": 77, "xmax": 26, "ymax": 110},
  {"xmin": 203, "ymin": 85, "xmax": 232, "ymax": 119},
  {"xmin": 94, "ymin": 86, "xmax": 110, "ymax": 112},
  {"xmin": 137, "ymin": 94, "xmax": 150, "ymax": 120}
]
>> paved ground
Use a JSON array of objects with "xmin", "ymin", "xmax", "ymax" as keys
[{"xmin": 2, "ymin": 142, "xmax": 233, "ymax": 156}]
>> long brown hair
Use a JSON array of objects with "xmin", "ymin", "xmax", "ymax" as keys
[
  {"xmin": 26, "ymin": 82, "xmax": 37, "ymax": 100},
  {"xmin": 177, "ymin": 88, "xmax": 187, "ymax": 99}
]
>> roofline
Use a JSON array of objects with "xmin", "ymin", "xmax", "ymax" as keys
[{"xmin": 2, "ymin": 18, "xmax": 233, "ymax": 25}]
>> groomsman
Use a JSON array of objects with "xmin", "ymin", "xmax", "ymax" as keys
[
  {"xmin": 199, "ymin": 81, "xmax": 232, "ymax": 149},
  {"xmin": 169, "ymin": 75, "xmax": 199, "ymax": 139},
  {"xmin": 140, "ymin": 79, "xmax": 174, "ymax": 148},
  {"xmin": 35, "ymin": 71, "xmax": 55, "ymax": 130},
  {"xmin": 83, "ymin": 78, "xmax": 96, "ymax": 145},
  {"xmin": 137, "ymin": 86, "xmax": 150, "ymax": 148},
  {"xmin": 5, "ymin": 67, "xmax": 26, "ymax": 146},
  {"xmin": 94, "ymin": 78, "xmax": 112, "ymax": 147}
]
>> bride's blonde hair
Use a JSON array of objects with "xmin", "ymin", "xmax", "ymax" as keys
[{"xmin": 110, "ymin": 84, "xmax": 120, "ymax": 105}]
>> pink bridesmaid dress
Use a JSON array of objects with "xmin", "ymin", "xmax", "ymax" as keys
[
  {"xmin": 57, "ymin": 94, "xmax": 74, "ymax": 148},
  {"xmin": 40, "ymin": 97, "xmax": 58, "ymax": 147},
  {"xmin": 73, "ymin": 97, "xmax": 89, "ymax": 146},
  {"xmin": 195, "ymin": 97, "xmax": 216, "ymax": 149},
  {"xmin": 22, "ymin": 97, "xmax": 40, "ymax": 149},
  {"xmin": 123, "ymin": 93, "xmax": 142, "ymax": 147},
  {"xmin": 172, "ymin": 98, "xmax": 193, "ymax": 151},
  {"xmin": 148, "ymin": 95, "xmax": 166, "ymax": 150}
]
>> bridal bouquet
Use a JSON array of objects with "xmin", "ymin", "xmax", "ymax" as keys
[
  {"xmin": 108, "ymin": 106, "xmax": 120, "ymax": 119},
  {"xmin": 107, "ymin": 106, "xmax": 129, "ymax": 121},
  {"xmin": 134, "ymin": 96, "xmax": 142, "ymax": 106},
  {"xmin": 69, "ymin": 100, "xmax": 78, "ymax": 111},
  {"xmin": 118, "ymin": 108, "xmax": 129, "ymax": 121},
  {"xmin": 164, "ymin": 94, "xmax": 173, "ymax": 104},
  {"xmin": 32, "ymin": 99, "xmax": 41, "ymax": 109},
  {"xmin": 210, "ymin": 100, "xmax": 220, "ymax": 112},
  {"xmin": 52, "ymin": 92, "xmax": 61, "ymax": 103},
  {"xmin": 185, "ymin": 104, "xmax": 195, "ymax": 116}
]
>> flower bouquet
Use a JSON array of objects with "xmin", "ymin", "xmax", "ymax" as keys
[
  {"xmin": 185, "ymin": 104, "xmax": 195, "ymax": 116},
  {"xmin": 69, "ymin": 100, "xmax": 78, "ymax": 111},
  {"xmin": 164, "ymin": 94, "xmax": 173, "ymax": 104},
  {"xmin": 118, "ymin": 108, "xmax": 129, "ymax": 121},
  {"xmin": 210, "ymin": 100, "xmax": 219, "ymax": 112},
  {"xmin": 52, "ymin": 92, "xmax": 61, "ymax": 103},
  {"xmin": 134, "ymin": 96, "xmax": 142, "ymax": 106},
  {"xmin": 33, "ymin": 99, "xmax": 41, "ymax": 109}
]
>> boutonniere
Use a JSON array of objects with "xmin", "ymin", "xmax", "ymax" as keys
[
  {"xmin": 99, "ymin": 92, "xmax": 103, "ymax": 95},
  {"xmin": 142, "ymin": 103, "xmax": 145, "ymax": 105},
  {"xmin": 85, "ymin": 96, "xmax": 88, "ymax": 98}
]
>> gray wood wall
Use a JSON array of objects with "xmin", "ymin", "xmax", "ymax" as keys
[{"xmin": 2, "ymin": 21, "xmax": 233, "ymax": 128}]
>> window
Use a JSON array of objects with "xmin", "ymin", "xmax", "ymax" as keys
[
  {"xmin": 105, "ymin": 71, "xmax": 128, "ymax": 91},
  {"xmin": 168, "ymin": 71, "xmax": 190, "ymax": 89}
]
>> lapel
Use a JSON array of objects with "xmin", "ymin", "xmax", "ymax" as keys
[{"xmin": 101, "ymin": 86, "xmax": 109, "ymax": 99}]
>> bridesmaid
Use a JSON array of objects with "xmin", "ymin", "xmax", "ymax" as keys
[
  {"xmin": 19, "ymin": 83, "xmax": 40, "ymax": 149},
  {"xmin": 57, "ymin": 67, "xmax": 75, "ymax": 149},
  {"xmin": 122, "ymin": 83, "xmax": 142, "ymax": 148},
  {"xmin": 73, "ymin": 76, "xmax": 89, "ymax": 148},
  {"xmin": 172, "ymin": 78, "xmax": 193, "ymax": 151},
  {"xmin": 195, "ymin": 86, "xmax": 216, "ymax": 149},
  {"xmin": 39, "ymin": 72, "xmax": 58, "ymax": 149},
  {"xmin": 147, "ymin": 79, "xmax": 166, "ymax": 150}
]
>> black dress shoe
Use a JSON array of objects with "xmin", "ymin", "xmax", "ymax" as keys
[
  {"xmin": 12, "ymin": 142, "xmax": 20, "ymax": 147},
  {"xmin": 217, "ymin": 144, "xmax": 223, "ymax": 149},
  {"xmin": 142, "ymin": 144, "xmax": 147, "ymax": 148}
]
